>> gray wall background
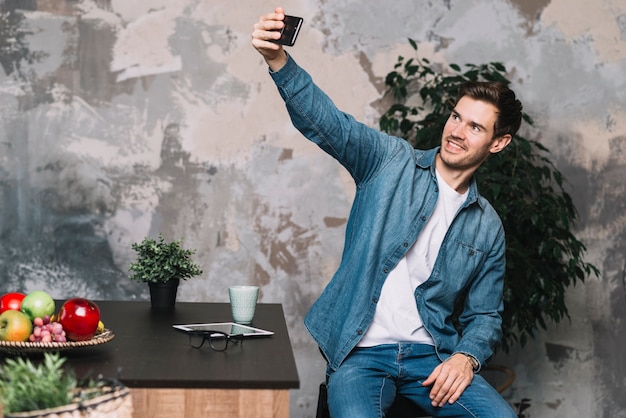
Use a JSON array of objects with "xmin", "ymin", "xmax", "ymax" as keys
[{"xmin": 1, "ymin": 0, "xmax": 625, "ymax": 417}]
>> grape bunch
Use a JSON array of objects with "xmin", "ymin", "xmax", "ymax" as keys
[{"xmin": 28, "ymin": 315, "xmax": 67, "ymax": 343}]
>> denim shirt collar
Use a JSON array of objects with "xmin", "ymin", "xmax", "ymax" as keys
[{"xmin": 417, "ymin": 147, "xmax": 485, "ymax": 211}]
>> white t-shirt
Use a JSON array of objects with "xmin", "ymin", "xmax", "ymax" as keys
[{"xmin": 358, "ymin": 169, "xmax": 467, "ymax": 347}]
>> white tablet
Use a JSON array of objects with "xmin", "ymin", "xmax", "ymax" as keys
[{"xmin": 172, "ymin": 322, "xmax": 274, "ymax": 337}]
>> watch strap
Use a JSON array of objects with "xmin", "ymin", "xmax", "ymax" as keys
[{"xmin": 464, "ymin": 354, "xmax": 479, "ymax": 371}]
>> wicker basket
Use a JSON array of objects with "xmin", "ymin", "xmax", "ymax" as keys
[
  {"xmin": 0, "ymin": 330, "xmax": 115, "ymax": 355},
  {"xmin": 3, "ymin": 381, "xmax": 133, "ymax": 418}
]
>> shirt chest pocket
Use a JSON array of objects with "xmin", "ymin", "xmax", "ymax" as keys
[{"xmin": 438, "ymin": 241, "xmax": 486, "ymax": 288}]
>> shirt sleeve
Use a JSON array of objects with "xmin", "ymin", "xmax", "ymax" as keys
[{"xmin": 269, "ymin": 54, "xmax": 407, "ymax": 186}]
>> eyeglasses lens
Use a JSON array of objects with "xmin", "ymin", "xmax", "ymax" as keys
[
  {"xmin": 209, "ymin": 334, "xmax": 229, "ymax": 351},
  {"xmin": 189, "ymin": 333, "xmax": 206, "ymax": 349}
]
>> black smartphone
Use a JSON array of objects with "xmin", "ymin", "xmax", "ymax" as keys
[{"xmin": 271, "ymin": 15, "xmax": 303, "ymax": 47}]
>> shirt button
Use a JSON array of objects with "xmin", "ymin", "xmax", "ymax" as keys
[
  {"xmin": 403, "ymin": 242, "xmax": 409, "ymax": 247},
  {"xmin": 373, "ymin": 297, "xmax": 378, "ymax": 303},
  {"xmin": 383, "ymin": 268, "xmax": 389, "ymax": 273},
  {"xmin": 357, "ymin": 329, "xmax": 363, "ymax": 335},
  {"xmin": 421, "ymin": 216, "xmax": 427, "ymax": 221}
]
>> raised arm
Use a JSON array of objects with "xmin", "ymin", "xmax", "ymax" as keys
[{"xmin": 251, "ymin": 7, "xmax": 407, "ymax": 185}]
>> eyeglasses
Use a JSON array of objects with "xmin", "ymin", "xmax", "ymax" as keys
[{"xmin": 187, "ymin": 330, "xmax": 244, "ymax": 351}]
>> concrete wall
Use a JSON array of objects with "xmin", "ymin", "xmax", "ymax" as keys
[{"xmin": 0, "ymin": 0, "xmax": 624, "ymax": 416}]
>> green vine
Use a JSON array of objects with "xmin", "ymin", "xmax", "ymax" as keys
[{"xmin": 379, "ymin": 39, "xmax": 599, "ymax": 352}]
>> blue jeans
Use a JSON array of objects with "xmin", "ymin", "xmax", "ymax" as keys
[{"xmin": 326, "ymin": 344, "xmax": 517, "ymax": 418}]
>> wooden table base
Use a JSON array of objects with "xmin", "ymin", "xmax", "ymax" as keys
[{"xmin": 130, "ymin": 388, "xmax": 290, "ymax": 418}]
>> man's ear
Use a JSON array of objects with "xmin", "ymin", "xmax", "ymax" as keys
[{"xmin": 490, "ymin": 134, "xmax": 512, "ymax": 154}]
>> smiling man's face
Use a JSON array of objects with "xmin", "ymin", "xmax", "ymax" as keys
[{"xmin": 439, "ymin": 96, "xmax": 505, "ymax": 172}]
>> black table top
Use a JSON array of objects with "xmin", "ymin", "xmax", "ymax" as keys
[{"xmin": 2, "ymin": 301, "xmax": 300, "ymax": 390}]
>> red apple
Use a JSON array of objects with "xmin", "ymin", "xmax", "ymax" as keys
[
  {"xmin": 58, "ymin": 298, "xmax": 100, "ymax": 341},
  {"xmin": 0, "ymin": 310, "xmax": 33, "ymax": 342},
  {"xmin": 0, "ymin": 292, "xmax": 26, "ymax": 313}
]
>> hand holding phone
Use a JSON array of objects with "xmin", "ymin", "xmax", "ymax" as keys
[{"xmin": 270, "ymin": 15, "xmax": 303, "ymax": 47}]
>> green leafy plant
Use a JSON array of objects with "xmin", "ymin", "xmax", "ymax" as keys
[
  {"xmin": 379, "ymin": 39, "xmax": 599, "ymax": 352},
  {"xmin": 0, "ymin": 352, "xmax": 122, "ymax": 414},
  {"xmin": 0, "ymin": 352, "xmax": 76, "ymax": 413},
  {"xmin": 129, "ymin": 233, "xmax": 203, "ymax": 284}
]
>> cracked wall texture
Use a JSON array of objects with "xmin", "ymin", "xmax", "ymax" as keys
[{"xmin": 0, "ymin": 0, "xmax": 624, "ymax": 417}]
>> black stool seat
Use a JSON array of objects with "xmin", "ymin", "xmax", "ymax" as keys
[{"xmin": 316, "ymin": 382, "xmax": 431, "ymax": 418}]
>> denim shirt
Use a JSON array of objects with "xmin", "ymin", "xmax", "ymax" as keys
[{"xmin": 270, "ymin": 55, "xmax": 505, "ymax": 371}]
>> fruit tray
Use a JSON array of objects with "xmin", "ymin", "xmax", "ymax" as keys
[{"xmin": 0, "ymin": 329, "xmax": 115, "ymax": 355}]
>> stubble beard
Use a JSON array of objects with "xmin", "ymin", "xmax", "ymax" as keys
[{"xmin": 439, "ymin": 136, "xmax": 489, "ymax": 172}]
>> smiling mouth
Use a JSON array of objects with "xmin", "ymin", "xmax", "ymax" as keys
[{"xmin": 445, "ymin": 137, "xmax": 465, "ymax": 151}]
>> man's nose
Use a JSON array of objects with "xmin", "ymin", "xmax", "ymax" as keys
[{"xmin": 450, "ymin": 123, "xmax": 465, "ymax": 139}]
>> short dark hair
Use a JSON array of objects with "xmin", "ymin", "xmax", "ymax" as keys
[{"xmin": 457, "ymin": 81, "xmax": 523, "ymax": 139}]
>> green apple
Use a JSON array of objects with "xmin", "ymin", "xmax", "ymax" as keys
[
  {"xmin": 20, "ymin": 291, "xmax": 55, "ymax": 321},
  {"xmin": 0, "ymin": 310, "xmax": 33, "ymax": 341}
]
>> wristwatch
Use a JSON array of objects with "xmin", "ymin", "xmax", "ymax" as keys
[{"xmin": 464, "ymin": 354, "xmax": 479, "ymax": 371}]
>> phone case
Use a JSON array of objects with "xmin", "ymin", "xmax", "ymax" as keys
[{"xmin": 273, "ymin": 15, "xmax": 303, "ymax": 46}]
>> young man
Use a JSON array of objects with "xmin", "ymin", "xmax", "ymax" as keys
[{"xmin": 252, "ymin": 8, "xmax": 520, "ymax": 418}]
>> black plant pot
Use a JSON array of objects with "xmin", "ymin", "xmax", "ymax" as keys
[{"xmin": 148, "ymin": 279, "xmax": 180, "ymax": 310}]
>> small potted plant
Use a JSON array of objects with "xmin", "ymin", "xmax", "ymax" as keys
[
  {"xmin": 0, "ymin": 352, "xmax": 132, "ymax": 417},
  {"xmin": 129, "ymin": 233, "xmax": 203, "ymax": 309}
]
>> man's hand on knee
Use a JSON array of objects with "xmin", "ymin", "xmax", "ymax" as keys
[{"xmin": 422, "ymin": 353, "xmax": 474, "ymax": 407}]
